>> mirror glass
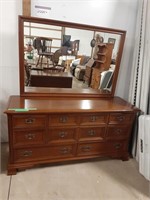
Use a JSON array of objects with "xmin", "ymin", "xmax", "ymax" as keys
[{"xmin": 19, "ymin": 16, "xmax": 126, "ymax": 97}]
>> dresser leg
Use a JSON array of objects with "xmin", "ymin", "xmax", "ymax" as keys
[{"xmin": 7, "ymin": 167, "xmax": 17, "ymax": 175}]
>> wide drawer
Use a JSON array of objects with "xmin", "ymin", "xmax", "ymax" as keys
[
  {"xmin": 49, "ymin": 114, "xmax": 78, "ymax": 126},
  {"xmin": 78, "ymin": 126, "xmax": 106, "ymax": 141},
  {"xmin": 12, "ymin": 115, "xmax": 46, "ymax": 128},
  {"xmin": 48, "ymin": 127, "xmax": 77, "ymax": 143},
  {"xmin": 106, "ymin": 125, "xmax": 132, "ymax": 140},
  {"xmin": 109, "ymin": 113, "xmax": 134, "ymax": 124},
  {"xmin": 80, "ymin": 113, "xmax": 108, "ymax": 125},
  {"xmin": 14, "ymin": 145, "xmax": 76, "ymax": 162},
  {"xmin": 13, "ymin": 129, "xmax": 45, "ymax": 147}
]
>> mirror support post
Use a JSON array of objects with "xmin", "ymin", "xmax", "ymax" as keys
[{"xmin": 23, "ymin": 0, "xmax": 31, "ymax": 16}]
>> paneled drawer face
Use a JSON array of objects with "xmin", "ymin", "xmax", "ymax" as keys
[
  {"xmin": 77, "ymin": 142, "xmax": 106, "ymax": 156},
  {"xmin": 107, "ymin": 141, "xmax": 128, "ymax": 153},
  {"xmin": 109, "ymin": 113, "xmax": 134, "ymax": 124},
  {"xmin": 48, "ymin": 128, "xmax": 77, "ymax": 143},
  {"xmin": 80, "ymin": 113, "xmax": 108, "ymax": 125},
  {"xmin": 78, "ymin": 127, "xmax": 106, "ymax": 141},
  {"xmin": 14, "ymin": 145, "xmax": 76, "ymax": 163},
  {"xmin": 49, "ymin": 114, "xmax": 78, "ymax": 126},
  {"xmin": 12, "ymin": 115, "xmax": 46, "ymax": 128},
  {"xmin": 106, "ymin": 125, "xmax": 132, "ymax": 140},
  {"xmin": 13, "ymin": 129, "xmax": 45, "ymax": 147}
]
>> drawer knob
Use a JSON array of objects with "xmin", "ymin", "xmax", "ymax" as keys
[
  {"xmin": 22, "ymin": 150, "xmax": 32, "ymax": 157},
  {"xmin": 90, "ymin": 116, "xmax": 97, "ymax": 122},
  {"xmin": 88, "ymin": 130, "xmax": 95, "ymax": 136},
  {"xmin": 59, "ymin": 116, "xmax": 67, "ymax": 123},
  {"xmin": 25, "ymin": 133, "xmax": 35, "ymax": 140},
  {"xmin": 25, "ymin": 118, "xmax": 35, "ymax": 124},
  {"xmin": 81, "ymin": 146, "xmax": 92, "ymax": 152},
  {"xmin": 60, "ymin": 147, "xmax": 70, "ymax": 154},
  {"xmin": 59, "ymin": 131, "xmax": 67, "ymax": 138}
]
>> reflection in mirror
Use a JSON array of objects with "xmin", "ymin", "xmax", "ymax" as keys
[{"xmin": 20, "ymin": 16, "xmax": 126, "ymax": 97}]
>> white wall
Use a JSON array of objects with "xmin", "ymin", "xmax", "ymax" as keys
[{"xmin": 0, "ymin": 0, "xmax": 138, "ymax": 142}]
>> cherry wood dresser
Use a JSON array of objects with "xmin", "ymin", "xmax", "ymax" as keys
[{"xmin": 5, "ymin": 95, "xmax": 138, "ymax": 175}]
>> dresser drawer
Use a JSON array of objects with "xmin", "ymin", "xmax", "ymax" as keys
[
  {"xmin": 49, "ymin": 114, "xmax": 78, "ymax": 126},
  {"xmin": 14, "ymin": 145, "xmax": 76, "ymax": 162},
  {"xmin": 109, "ymin": 113, "xmax": 134, "ymax": 124},
  {"xmin": 48, "ymin": 128, "xmax": 77, "ymax": 143},
  {"xmin": 106, "ymin": 125, "xmax": 132, "ymax": 140},
  {"xmin": 12, "ymin": 115, "xmax": 46, "ymax": 128},
  {"xmin": 107, "ymin": 141, "xmax": 128, "ymax": 153},
  {"xmin": 80, "ymin": 113, "xmax": 108, "ymax": 125},
  {"xmin": 79, "ymin": 126, "xmax": 106, "ymax": 141},
  {"xmin": 13, "ymin": 129, "xmax": 45, "ymax": 147},
  {"xmin": 77, "ymin": 142, "xmax": 106, "ymax": 156}
]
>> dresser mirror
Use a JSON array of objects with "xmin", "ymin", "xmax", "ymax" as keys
[{"xmin": 19, "ymin": 15, "xmax": 126, "ymax": 97}]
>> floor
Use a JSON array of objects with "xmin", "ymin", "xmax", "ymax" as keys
[{"xmin": 0, "ymin": 143, "xmax": 150, "ymax": 200}]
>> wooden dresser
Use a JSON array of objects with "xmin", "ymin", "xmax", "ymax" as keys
[{"xmin": 5, "ymin": 96, "xmax": 138, "ymax": 175}]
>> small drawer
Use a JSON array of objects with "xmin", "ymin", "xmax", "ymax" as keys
[
  {"xmin": 107, "ymin": 141, "xmax": 128, "ymax": 153},
  {"xmin": 49, "ymin": 114, "xmax": 78, "ymax": 126},
  {"xmin": 80, "ymin": 113, "xmax": 108, "ymax": 125},
  {"xmin": 48, "ymin": 128, "xmax": 77, "ymax": 143},
  {"xmin": 79, "ymin": 126, "xmax": 106, "ymax": 141},
  {"xmin": 109, "ymin": 113, "xmax": 134, "ymax": 124},
  {"xmin": 107, "ymin": 125, "xmax": 132, "ymax": 140},
  {"xmin": 77, "ymin": 142, "xmax": 106, "ymax": 156},
  {"xmin": 14, "ymin": 145, "xmax": 76, "ymax": 162},
  {"xmin": 13, "ymin": 129, "xmax": 45, "ymax": 147},
  {"xmin": 12, "ymin": 115, "xmax": 46, "ymax": 128}
]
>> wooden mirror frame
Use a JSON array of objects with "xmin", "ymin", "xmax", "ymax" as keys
[{"xmin": 19, "ymin": 15, "xmax": 126, "ymax": 98}]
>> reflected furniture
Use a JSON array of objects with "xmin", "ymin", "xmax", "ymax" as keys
[
  {"xmin": 4, "ymin": 16, "xmax": 139, "ymax": 175},
  {"xmin": 30, "ymin": 70, "xmax": 72, "ymax": 88}
]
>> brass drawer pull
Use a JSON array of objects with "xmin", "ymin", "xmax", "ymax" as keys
[
  {"xmin": 25, "ymin": 118, "xmax": 35, "ymax": 124},
  {"xmin": 90, "ymin": 116, "xmax": 97, "ymax": 122},
  {"xmin": 25, "ymin": 133, "xmax": 35, "ymax": 140},
  {"xmin": 81, "ymin": 146, "xmax": 92, "ymax": 152},
  {"xmin": 115, "ymin": 129, "xmax": 122, "ymax": 134},
  {"xmin": 59, "ymin": 116, "xmax": 68, "ymax": 123},
  {"xmin": 116, "ymin": 116, "xmax": 125, "ymax": 122},
  {"xmin": 22, "ymin": 150, "xmax": 32, "ymax": 157},
  {"xmin": 114, "ymin": 144, "xmax": 121, "ymax": 149},
  {"xmin": 60, "ymin": 147, "xmax": 70, "ymax": 154},
  {"xmin": 59, "ymin": 131, "xmax": 67, "ymax": 138},
  {"xmin": 88, "ymin": 130, "xmax": 95, "ymax": 136}
]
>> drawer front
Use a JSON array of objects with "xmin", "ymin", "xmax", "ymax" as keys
[
  {"xmin": 109, "ymin": 113, "xmax": 134, "ymax": 124},
  {"xmin": 106, "ymin": 125, "xmax": 132, "ymax": 140},
  {"xmin": 14, "ymin": 145, "xmax": 76, "ymax": 162},
  {"xmin": 12, "ymin": 115, "xmax": 46, "ymax": 128},
  {"xmin": 77, "ymin": 142, "xmax": 106, "ymax": 156},
  {"xmin": 80, "ymin": 113, "xmax": 108, "ymax": 125},
  {"xmin": 48, "ymin": 128, "xmax": 77, "ymax": 143},
  {"xmin": 107, "ymin": 141, "xmax": 128, "ymax": 153},
  {"xmin": 49, "ymin": 114, "xmax": 78, "ymax": 126},
  {"xmin": 13, "ymin": 129, "xmax": 45, "ymax": 147},
  {"xmin": 79, "ymin": 126, "xmax": 106, "ymax": 141}
]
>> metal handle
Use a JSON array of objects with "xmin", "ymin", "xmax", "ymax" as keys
[
  {"xmin": 88, "ymin": 130, "xmax": 95, "ymax": 136},
  {"xmin": 60, "ymin": 147, "xmax": 70, "ymax": 154},
  {"xmin": 81, "ymin": 146, "xmax": 92, "ymax": 152},
  {"xmin": 59, "ymin": 116, "xmax": 67, "ymax": 123},
  {"xmin": 116, "ymin": 116, "xmax": 125, "ymax": 122},
  {"xmin": 115, "ymin": 129, "xmax": 122, "ymax": 135},
  {"xmin": 59, "ymin": 131, "xmax": 67, "ymax": 138},
  {"xmin": 25, "ymin": 133, "xmax": 35, "ymax": 140},
  {"xmin": 114, "ymin": 144, "xmax": 121, "ymax": 149},
  {"xmin": 25, "ymin": 118, "xmax": 35, "ymax": 124},
  {"xmin": 90, "ymin": 116, "xmax": 96, "ymax": 122},
  {"xmin": 22, "ymin": 150, "xmax": 32, "ymax": 157}
]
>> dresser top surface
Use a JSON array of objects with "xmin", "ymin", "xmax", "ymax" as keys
[{"xmin": 4, "ymin": 96, "xmax": 138, "ymax": 114}]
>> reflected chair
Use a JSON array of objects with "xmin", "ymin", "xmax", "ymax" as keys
[{"xmin": 33, "ymin": 37, "xmax": 54, "ymax": 68}]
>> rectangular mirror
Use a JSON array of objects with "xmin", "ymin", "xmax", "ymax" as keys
[{"xmin": 19, "ymin": 15, "xmax": 126, "ymax": 97}]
